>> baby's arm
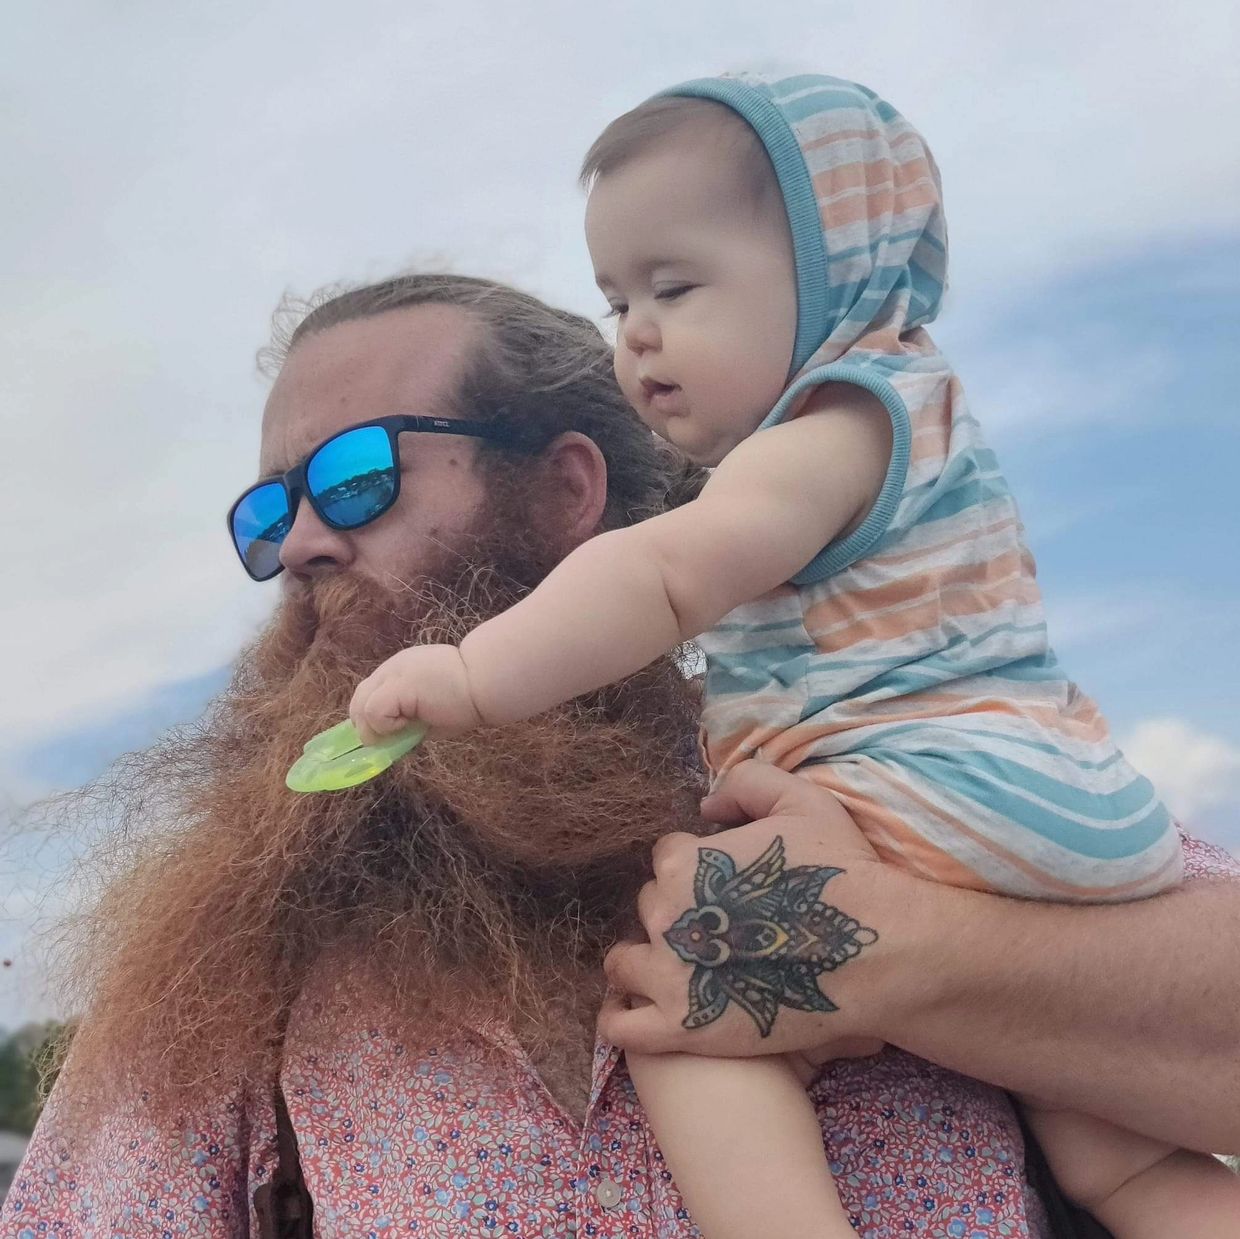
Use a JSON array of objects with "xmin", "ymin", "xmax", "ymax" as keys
[
  {"xmin": 352, "ymin": 387, "xmax": 891, "ymax": 739},
  {"xmin": 626, "ymin": 1050, "xmax": 852, "ymax": 1239}
]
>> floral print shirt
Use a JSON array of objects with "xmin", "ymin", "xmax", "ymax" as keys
[{"xmin": 5, "ymin": 835, "xmax": 1235, "ymax": 1239}]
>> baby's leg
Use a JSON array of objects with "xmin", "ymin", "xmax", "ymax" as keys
[
  {"xmin": 1024, "ymin": 1102, "xmax": 1240, "ymax": 1237},
  {"xmin": 627, "ymin": 1049, "xmax": 853, "ymax": 1239}
]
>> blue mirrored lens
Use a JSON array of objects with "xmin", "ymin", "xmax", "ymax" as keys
[
  {"xmin": 231, "ymin": 481, "xmax": 291, "ymax": 580},
  {"xmin": 307, "ymin": 425, "xmax": 397, "ymax": 528}
]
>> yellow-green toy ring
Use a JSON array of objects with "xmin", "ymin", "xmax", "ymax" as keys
[{"xmin": 286, "ymin": 719, "xmax": 427, "ymax": 793}]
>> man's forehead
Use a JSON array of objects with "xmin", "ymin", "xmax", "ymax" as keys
[{"xmin": 259, "ymin": 304, "xmax": 478, "ymax": 473}]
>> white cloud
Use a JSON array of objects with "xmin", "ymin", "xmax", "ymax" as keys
[
  {"xmin": 1042, "ymin": 585, "xmax": 1186, "ymax": 654},
  {"xmin": 944, "ymin": 334, "xmax": 1180, "ymax": 441},
  {"xmin": 1121, "ymin": 718, "xmax": 1240, "ymax": 842},
  {"xmin": 3, "ymin": 0, "xmax": 1236, "ymax": 773}
]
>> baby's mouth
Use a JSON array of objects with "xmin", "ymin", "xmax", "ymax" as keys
[{"xmin": 641, "ymin": 377, "xmax": 681, "ymax": 401}]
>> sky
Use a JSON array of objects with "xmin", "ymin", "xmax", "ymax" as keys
[{"xmin": 2, "ymin": 0, "xmax": 1238, "ymax": 1025}]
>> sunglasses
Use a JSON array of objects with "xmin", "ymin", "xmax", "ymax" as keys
[{"xmin": 227, "ymin": 414, "xmax": 530, "ymax": 581}]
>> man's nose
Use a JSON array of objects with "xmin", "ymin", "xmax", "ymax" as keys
[
  {"xmin": 621, "ymin": 307, "xmax": 661, "ymax": 355},
  {"xmin": 278, "ymin": 498, "xmax": 352, "ymax": 579}
]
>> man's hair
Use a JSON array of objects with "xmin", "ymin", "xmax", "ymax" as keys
[
  {"xmin": 260, "ymin": 272, "xmax": 706, "ymax": 528},
  {"xmin": 579, "ymin": 95, "xmax": 781, "ymax": 216}
]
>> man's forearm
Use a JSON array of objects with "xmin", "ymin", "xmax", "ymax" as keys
[
  {"xmin": 878, "ymin": 875, "xmax": 1240, "ymax": 1152},
  {"xmin": 616, "ymin": 767, "xmax": 1240, "ymax": 1155}
]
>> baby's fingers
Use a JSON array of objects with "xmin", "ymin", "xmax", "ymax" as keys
[{"xmin": 349, "ymin": 671, "xmax": 413, "ymax": 745}]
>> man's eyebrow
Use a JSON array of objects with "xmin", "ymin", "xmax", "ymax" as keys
[{"xmin": 259, "ymin": 434, "xmax": 317, "ymax": 479}]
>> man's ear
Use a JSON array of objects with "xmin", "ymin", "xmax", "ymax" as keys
[{"xmin": 537, "ymin": 431, "xmax": 609, "ymax": 547}]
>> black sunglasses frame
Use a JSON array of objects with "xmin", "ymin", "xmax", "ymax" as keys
[{"xmin": 227, "ymin": 414, "xmax": 533, "ymax": 581}]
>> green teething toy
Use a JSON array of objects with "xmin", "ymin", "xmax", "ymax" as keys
[{"xmin": 286, "ymin": 719, "xmax": 427, "ymax": 793}]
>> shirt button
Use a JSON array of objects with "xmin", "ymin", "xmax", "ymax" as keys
[{"xmin": 593, "ymin": 1176, "xmax": 623, "ymax": 1209}]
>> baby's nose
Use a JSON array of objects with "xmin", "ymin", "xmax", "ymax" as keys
[{"xmin": 622, "ymin": 311, "xmax": 661, "ymax": 353}]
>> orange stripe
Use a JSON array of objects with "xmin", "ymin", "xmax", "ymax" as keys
[
  {"xmin": 797, "ymin": 764, "xmax": 997, "ymax": 890},
  {"xmin": 909, "ymin": 428, "xmax": 951, "ymax": 467},
  {"xmin": 797, "ymin": 126, "xmax": 921, "ymax": 152},
  {"xmin": 812, "ymin": 579, "xmax": 1039, "ymax": 649},
  {"xmin": 863, "ymin": 513, "xmax": 1023, "ymax": 573},
  {"xmin": 811, "ymin": 178, "xmax": 940, "ymax": 231},
  {"xmin": 807, "ymin": 761, "xmax": 1179, "ymax": 899},
  {"xmin": 840, "ymin": 692, "xmax": 1109, "ymax": 743},
  {"xmin": 802, "ymin": 150, "xmax": 938, "ymax": 204},
  {"xmin": 804, "ymin": 545, "xmax": 1036, "ymax": 634}
]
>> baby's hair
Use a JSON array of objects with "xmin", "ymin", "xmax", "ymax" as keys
[{"xmin": 580, "ymin": 96, "xmax": 780, "ymax": 217}]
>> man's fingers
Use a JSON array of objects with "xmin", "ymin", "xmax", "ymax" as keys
[
  {"xmin": 699, "ymin": 760, "xmax": 814, "ymax": 827},
  {"xmin": 602, "ymin": 941, "xmax": 656, "ymax": 999},
  {"xmin": 635, "ymin": 880, "xmax": 662, "ymax": 934},
  {"xmin": 649, "ymin": 831, "xmax": 698, "ymax": 875},
  {"xmin": 597, "ymin": 992, "xmax": 677, "ymax": 1053}
]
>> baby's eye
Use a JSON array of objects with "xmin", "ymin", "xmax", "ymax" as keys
[
  {"xmin": 602, "ymin": 302, "xmax": 627, "ymax": 319},
  {"xmin": 654, "ymin": 284, "xmax": 695, "ymax": 301}
]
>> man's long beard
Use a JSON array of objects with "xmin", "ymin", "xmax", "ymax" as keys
[{"xmin": 47, "ymin": 500, "xmax": 706, "ymax": 1124}]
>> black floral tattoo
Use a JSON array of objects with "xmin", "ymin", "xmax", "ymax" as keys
[{"xmin": 663, "ymin": 836, "xmax": 878, "ymax": 1036}]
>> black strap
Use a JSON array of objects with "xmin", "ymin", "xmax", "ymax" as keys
[
  {"xmin": 252, "ymin": 1082, "xmax": 315, "ymax": 1239},
  {"xmin": 1017, "ymin": 1104, "xmax": 1115, "ymax": 1239}
]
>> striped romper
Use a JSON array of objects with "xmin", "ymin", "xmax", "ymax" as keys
[{"xmin": 672, "ymin": 73, "xmax": 1183, "ymax": 900}]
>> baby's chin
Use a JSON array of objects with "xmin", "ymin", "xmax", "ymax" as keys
[
  {"xmin": 627, "ymin": 398, "xmax": 748, "ymax": 467},
  {"xmin": 659, "ymin": 422, "xmax": 719, "ymax": 467},
  {"xmin": 675, "ymin": 420, "xmax": 751, "ymax": 468}
]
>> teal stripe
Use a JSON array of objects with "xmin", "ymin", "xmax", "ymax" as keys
[
  {"xmin": 983, "ymin": 651, "xmax": 1062, "ymax": 681},
  {"xmin": 816, "ymin": 623, "xmax": 1051, "ymax": 680},
  {"xmin": 850, "ymin": 722, "xmax": 1129, "ymax": 774},
  {"xmin": 884, "ymin": 750, "xmax": 1172, "ymax": 858},
  {"xmin": 905, "ymin": 470, "xmax": 1014, "ymax": 528},
  {"xmin": 799, "ymin": 627, "xmax": 1054, "ymax": 702},
  {"xmin": 818, "ymin": 228, "xmax": 943, "ymax": 272},
  {"xmin": 705, "ymin": 650, "xmax": 818, "ymax": 697},
  {"xmin": 708, "ymin": 615, "xmax": 809, "ymax": 638},
  {"xmin": 775, "ymin": 84, "xmax": 877, "ymax": 125},
  {"xmin": 769, "ymin": 74, "xmax": 848, "ymax": 95}
]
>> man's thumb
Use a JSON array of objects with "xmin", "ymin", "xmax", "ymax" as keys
[{"xmin": 700, "ymin": 760, "xmax": 807, "ymax": 827}]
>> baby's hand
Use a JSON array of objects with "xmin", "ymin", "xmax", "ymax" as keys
[{"xmin": 349, "ymin": 644, "xmax": 484, "ymax": 744}]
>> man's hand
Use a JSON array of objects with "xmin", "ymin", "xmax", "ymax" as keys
[
  {"xmin": 350, "ymin": 644, "xmax": 484, "ymax": 744},
  {"xmin": 602, "ymin": 763, "xmax": 1240, "ymax": 1151},
  {"xmin": 598, "ymin": 762, "xmax": 902, "ymax": 1058}
]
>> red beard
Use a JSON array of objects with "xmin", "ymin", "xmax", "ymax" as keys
[{"xmin": 46, "ymin": 517, "xmax": 706, "ymax": 1123}]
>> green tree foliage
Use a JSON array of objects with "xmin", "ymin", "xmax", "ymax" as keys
[{"xmin": 0, "ymin": 1023, "xmax": 64, "ymax": 1135}]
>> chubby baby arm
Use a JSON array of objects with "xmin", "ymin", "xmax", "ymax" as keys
[
  {"xmin": 352, "ymin": 396, "xmax": 891, "ymax": 741},
  {"xmin": 626, "ymin": 1050, "xmax": 853, "ymax": 1239}
]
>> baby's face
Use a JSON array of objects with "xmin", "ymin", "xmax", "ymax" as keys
[{"xmin": 585, "ymin": 137, "xmax": 798, "ymax": 466}]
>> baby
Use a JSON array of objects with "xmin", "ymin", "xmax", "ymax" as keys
[{"xmin": 350, "ymin": 74, "xmax": 1239, "ymax": 1237}]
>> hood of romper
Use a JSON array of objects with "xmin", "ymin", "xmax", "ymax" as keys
[{"xmin": 661, "ymin": 72, "xmax": 949, "ymax": 377}]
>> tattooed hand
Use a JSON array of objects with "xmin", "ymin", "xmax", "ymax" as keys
[{"xmin": 599, "ymin": 761, "xmax": 898, "ymax": 1059}]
